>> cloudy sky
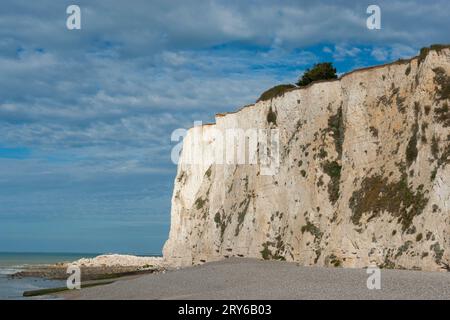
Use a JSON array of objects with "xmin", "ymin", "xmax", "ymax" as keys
[{"xmin": 0, "ymin": 0, "xmax": 449, "ymax": 254}]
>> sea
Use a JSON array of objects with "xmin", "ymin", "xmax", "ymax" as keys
[{"xmin": 0, "ymin": 252, "xmax": 99, "ymax": 300}]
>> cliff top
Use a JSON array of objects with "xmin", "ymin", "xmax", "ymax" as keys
[{"xmin": 214, "ymin": 44, "xmax": 450, "ymax": 119}]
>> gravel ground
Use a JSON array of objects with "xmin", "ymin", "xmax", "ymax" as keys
[{"xmin": 60, "ymin": 258, "xmax": 450, "ymax": 300}]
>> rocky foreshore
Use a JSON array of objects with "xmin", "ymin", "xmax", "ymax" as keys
[{"xmin": 11, "ymin": 254, "xmax": 166, "ymax": 281}]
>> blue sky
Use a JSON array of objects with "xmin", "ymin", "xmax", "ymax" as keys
[{"xmin": 0, "ymin": 0, "xmax": 449, "ymax": 255}]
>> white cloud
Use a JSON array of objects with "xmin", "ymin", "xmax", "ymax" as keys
[
  {"xmin": 371, "ymin": 47, "xmax": 389, "ymax": 61},
  {"xmin": 371, "ymin": 44, "xmax": 417, "ymax": 62},
  {"xmin": 389, "ymin": 44, "xmax": 418, "ymax": 60},
  {"xmin": 330, "ymin": 45, "xmax": 362, "ymax": 60}
]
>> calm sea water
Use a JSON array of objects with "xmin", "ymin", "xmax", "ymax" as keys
[{"xmin": 0, "ymin": 252, "xmax": 99, "ymax": 300}]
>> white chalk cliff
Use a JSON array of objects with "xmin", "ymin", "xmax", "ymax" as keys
[{"xmin": 163, "ymin": 46, "xmax": 450, "ymax": 271}]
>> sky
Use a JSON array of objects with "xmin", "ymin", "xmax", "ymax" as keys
[{"xmin": 0, "ymin": 0, "xmax": 449, "ymax": 255}]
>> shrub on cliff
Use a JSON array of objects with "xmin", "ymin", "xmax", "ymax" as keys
[{"xmin": 297, "ymin": 62, "xmax": 337, "ymax": 87}]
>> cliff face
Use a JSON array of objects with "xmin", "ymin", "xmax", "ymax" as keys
[{"xmin": 163, "ymin": 48, "xmax": 450, "ymax": 271}]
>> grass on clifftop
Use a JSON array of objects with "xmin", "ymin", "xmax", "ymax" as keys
[
  {"xmin": 255, "ymin": 45, "xmax": 450, "ymax": 104},
  {"xmin": 257, "ymin": 84, "xmax": 296, "ymax": 102},
  {"xmin": 418, "ymin": 44, "xmax": 450, "ymax": 65}
]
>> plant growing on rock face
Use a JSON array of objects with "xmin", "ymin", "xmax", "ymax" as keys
[
  {"xmin": 297, "ymin": 62, "xmax": 338, "ymax": 87},
  {"xmin": 260, "ymin": 242, "xmax": 272, "ymax": 260},
  {"xmin": 195, "ymin": 197, "xmax": 206, "ymax": 210},
  {"xmin": 317, "ymin": 106, "xmax": 344, "ymax": 204},
  {"xmin": 301, "ymin": 220, "xmax": 322, "ymax": 239},
  {"xmin": 260, "ymin": 241, "xmax": 285, "ymax": 261},
  {"xmin": 267, "ymin": 107, "xmax": 277, "ymax": 126},
  {"xmin": 433, "ymin": 67, "xmax": 450, "ymax": 102},
  {"xmin": 431, "ymin": 135, "xmax": 440, "ymax": 159},
  {"xmin": 434, "ymin": 103, "xmax": 450, "ymax": 127},
  {"xmin": 430, "ymin": 242, "xmax": 445, "ymax": 264},
  {"xmin": 235, "ymin": 197, "xmax": 251, "ymax": 236},
  {"xmin": 322, "ymin": 160, "xmax": 341, "ymax": 204},
  {"xmin": 405, "ymin": 64, "xmax": 411, "ymax": 76},
  {"xmin": 326, "ymin": 254, "xmax": 342, "ymax": 267},
  {"xmin": 349, "ymin": 172, "xmax": 428, "ymax": 232},
  {"xmin": 406, "ymin": 115, "xmax": 419, "ymax": 167}
]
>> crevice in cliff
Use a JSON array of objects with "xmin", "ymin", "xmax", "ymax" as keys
[
  {"xmin": 267, "ymin": 106, "xmax": 277, "ymax": 126},
  {"xmin": 406, "ymin": 102, "xmax": 420, "ymax": 167},
  {"xmin": 214, "ymin": 208, "xmax": 230, "ymax": 242},
  {"xmin": 433, "ymin": 67, "xmax": 450, "ymax": 102},
  {"xmin": 318, "ymin": 105, "xmax": 345, "ymax": 204}
]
